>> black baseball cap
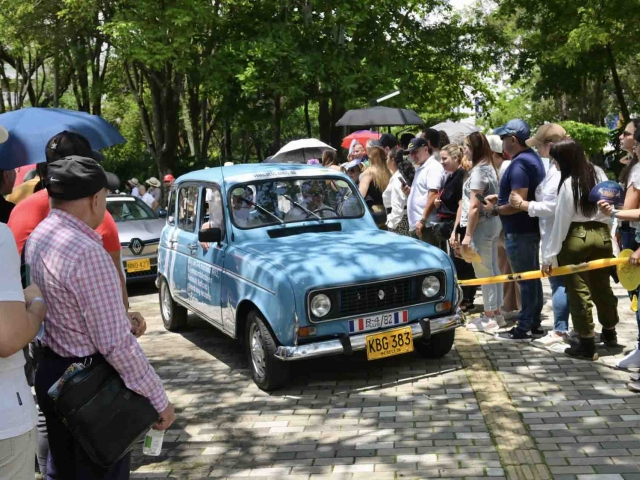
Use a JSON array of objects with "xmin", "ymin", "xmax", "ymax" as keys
[
  {"xmin": 45, "ymin": 131, "xmax": 104, "ymax": 163},
  {"xmin": 404, "ymin": 137, "xmax": 428, "ymax": 153},
  {"xmin": 45, "ymin": 156, "xmax": 108, "ymax": 201},
  {"xmin": 379, "ymin": 133, "xmax": 398, "ymax": 149}
]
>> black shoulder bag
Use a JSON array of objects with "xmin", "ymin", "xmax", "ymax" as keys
[{"xmin": 50, "ymin": 356, "xmax": 160, "ymax": 466}]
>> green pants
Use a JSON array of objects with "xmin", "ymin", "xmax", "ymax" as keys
[{"xmin": 557, "ymin": 221, "xmax": 618, "ymax": 337}]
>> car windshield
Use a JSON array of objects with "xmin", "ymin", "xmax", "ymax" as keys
[
  {"xmin": 228, "ymin": 177, "xmax": 365, "ymax": 229},
  {"xmin": 106, "ymin": 198, "xmax": 157, "ymax": 222}
]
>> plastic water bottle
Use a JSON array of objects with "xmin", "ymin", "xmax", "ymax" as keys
[{"xmin": 142, "ymin": 429, "xmax": 164, "ymax": 456}]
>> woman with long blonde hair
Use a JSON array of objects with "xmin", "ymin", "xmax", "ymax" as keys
[{"xmin": 360, "ymin": 145, "xmax": 391, "ymax": 215}]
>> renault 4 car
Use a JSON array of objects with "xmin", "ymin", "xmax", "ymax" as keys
[{"xmin": 157, "ymin": 164, "xmax": 464, "ymax": 390}]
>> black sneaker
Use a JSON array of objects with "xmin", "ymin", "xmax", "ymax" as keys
[
  {"xmin": 628, "ymin": 381, "xmax": 640, "ymax": 393},
  {"xmin": 564, "ymin": 337, "xmax": 598, "ymax": 361},
  {"xmin": 530, "ymin": 326, "xmax": 545, "ymax": 338},
  {"xmin": 600, "ymin": 328, "xmax": 618, "ymax": 348},
  {"xmin": 495, "ymin": 327, "xmax": 532, "ymax": 342}
]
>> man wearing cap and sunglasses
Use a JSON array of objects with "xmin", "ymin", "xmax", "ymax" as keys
[
  {"xmin": 27, "ymin": 156, "xmax": 175, "ymax": 479},
  {"xmin": 488, "ymin": 119, "xmax": 546, "ymax": 342}
]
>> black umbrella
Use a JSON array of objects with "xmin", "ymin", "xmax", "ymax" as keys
[{"xmin": 336, "ymin": 106, "xmax": 425, "ymax": 127}]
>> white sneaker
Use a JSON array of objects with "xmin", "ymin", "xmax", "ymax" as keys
[
  {"xmin": 466, "ymin": 316, "xmax": 500, "ymax": 332},
  {"xmin": 494, "ymin": 314, "xmax": 507, "ymax": 328},
  {"xmin": 534, "ymin": 331, "xmax": 568, "ymax": 346},
  {"xmin": 618, "ymin": 348, "xmax": 640, "ymax": 369}
]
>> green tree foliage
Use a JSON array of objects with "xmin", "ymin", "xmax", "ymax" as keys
[{"xmin": 557, "ymin": 121, "xmax": 610, "ymax": 157}]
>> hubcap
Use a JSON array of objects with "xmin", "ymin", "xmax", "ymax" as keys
[
  {"xmin": 161, "ymin": 282, "xmax": 172, "ymax": 322},
  {"xmin": 249, "ymin": 323, "xmax": 266, "ymax": 379}
]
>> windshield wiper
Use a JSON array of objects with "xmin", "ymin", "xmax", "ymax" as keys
[
  {"xmin": 283, "ymin": 195, "xmax": 322, "ymax": 220},
  {"xmin": 240, "ymin": 198, "xmax": 284, "ymax": 224}
]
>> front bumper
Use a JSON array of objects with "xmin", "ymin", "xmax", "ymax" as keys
[{"xmin": 274, "ymin": 309, "xmax": 464, "ymax": 361}]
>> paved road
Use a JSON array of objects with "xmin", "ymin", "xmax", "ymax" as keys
[{"xmin": 128, "ymin": 280, "xmax": 640, "ymax": 480}]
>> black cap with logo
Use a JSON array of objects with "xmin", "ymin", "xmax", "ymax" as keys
[
  {"xmin": 404, "ymin": 137, "xmax": 428, "ymax": 153},
  {"xmin": 45, "ymin": 156, "xmax": 108, "ymax": 201}
]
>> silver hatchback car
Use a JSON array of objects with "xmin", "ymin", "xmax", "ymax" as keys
[{"xmin": 106, "ymin": 195, "xmax": 165, "ymax": 283}]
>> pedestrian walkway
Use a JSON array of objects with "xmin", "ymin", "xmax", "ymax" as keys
[{"xmin": 128, "ymin": 278, "xmax": 640, "ymax": 479}]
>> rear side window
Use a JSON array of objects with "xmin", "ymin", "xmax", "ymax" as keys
[
  {"xmin": 177, "ymin": 185, "xmax": 199, "ymax": 232},
  {"xmin": 167, "ymin": 188, "xmax": 176, "ymax": 225}
]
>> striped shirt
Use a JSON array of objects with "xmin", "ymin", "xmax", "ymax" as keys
[{"xmin": 26, "ymin": 209, "xmax": 168, "ymax": 412}]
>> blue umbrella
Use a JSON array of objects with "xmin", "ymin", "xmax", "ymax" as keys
[{"xmin": 0, "ymin": 108, "xmax": 126, "ymax": 169}]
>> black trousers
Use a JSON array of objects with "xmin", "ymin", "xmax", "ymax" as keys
[{"xmin": 34, "ymin": 350, "xmax": 131, "ymax": 480}]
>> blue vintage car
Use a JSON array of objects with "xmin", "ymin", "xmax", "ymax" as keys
[{"xmin": 157, "ymin": 163, "xmax": 464, "ymax": 390}]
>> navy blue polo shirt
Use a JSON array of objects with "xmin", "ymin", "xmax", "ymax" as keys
[{"xmin": 497, "ymin": 148, "xmax": 545, "ymax": 235}]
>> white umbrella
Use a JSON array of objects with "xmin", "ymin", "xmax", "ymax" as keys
[
  {"xmin": 430, "ymin": 120, "xmax": 480, "ymax": 140},
  {"xmin": 267, "ymin": 138, "xmax": 336, "ymax": 164}
]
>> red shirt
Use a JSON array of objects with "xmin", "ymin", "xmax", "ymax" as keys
[{"xmin": 8, "ymin": 189, "xmax": 121, "ymax": 255}]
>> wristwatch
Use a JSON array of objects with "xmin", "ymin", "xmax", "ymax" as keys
[
  {"xmin": 491, "ymin": 204, "xmax": 499, "ymax": 217},
  {"xmin": 419, "ymin": 217, "xmax": 428, "ymax": 226}
]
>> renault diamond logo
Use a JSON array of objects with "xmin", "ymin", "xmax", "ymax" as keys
[
  {"xmin": 130, "ymin": 238, "xmax": 144, "ymax": 256},
  {"xmin": 378, "ymin": 289, "xmax": 385, "ymax": 300}
]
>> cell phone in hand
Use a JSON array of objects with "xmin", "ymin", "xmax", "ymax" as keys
[
  {"xmin": 399, "ymin": 177, "xmax": 407, "ymax": 186},
  {"xmin": 475, "ymin": 193, "xmax": 486, "ymax": 204}
]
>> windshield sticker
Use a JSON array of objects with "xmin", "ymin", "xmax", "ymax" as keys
[{"xmin": 252, "ymin": 170, "xmax": 298, "ymax": 179}]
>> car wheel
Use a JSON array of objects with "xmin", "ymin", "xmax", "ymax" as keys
[
  {"xmin": 415, "ymin": 329, "xmax": 456, "ymax": 359},
  {"xmin": 246, "ymin": 310, "xmax": 290, "ymax": 391},
  {"xmin": 159, "ymin": 277, "xmax": 188, "ymax": 331}
]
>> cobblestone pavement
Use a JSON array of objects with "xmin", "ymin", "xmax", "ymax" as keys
[{"xmin": 128, "ymin": 279, "xmax": 640, "ymax": 480}]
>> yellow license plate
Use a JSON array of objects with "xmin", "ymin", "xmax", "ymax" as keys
[
  {"xmin": 126, "ymin": 258, "xmax": 151, "ymax": 273},
  {"xmin": 365, "ymin": 326, "xmax": 414, "ymax": 361}
]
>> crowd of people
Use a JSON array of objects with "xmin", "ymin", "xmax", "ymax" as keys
[
  {"xmin": 335, "ymin": 119, "xmax": 640, "ymax": 369},
  {"xmin": 124, "ymin": 175, "xmax": 174, "ymax": 211},
  {"xmin": 0, "ymin": 131, "xmax": 174, "ymax": 479}
]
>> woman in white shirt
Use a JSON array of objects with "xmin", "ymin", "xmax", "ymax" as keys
[
  {"xmin": 382, "ymin": 148, "xmax": 409, "ymax": 235},
  {"xmin": 0, "ymin": 223, "xmax": 47, "ymax": 479},
  {"xmin": 508, "ymin": 139, "xmax": 570, "ymax": 346},
  {"xmin": 542, "ymin": 138, "xmax": 617, "ymax": 361}
]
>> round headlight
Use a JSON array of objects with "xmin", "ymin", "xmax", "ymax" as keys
[
  {"xmin": 422, "ymin": 276, "xmax": 441, "ymax": 298},
  {"xmin": 311, "ymin": 294, "xmax": 331, "ymax": 317}
]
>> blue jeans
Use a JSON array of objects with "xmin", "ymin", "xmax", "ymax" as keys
[
  {"xmin": 505, "ymin": 232, "xmax": 543, "ymax": 333},
  {"xmin": 619, "ymin": 223, "xmax": 640, "ymax": 347},
  {"xmin": 549, "ymin": 275, "xmax": 569, "ymax": 332},
  {"xmin": 470, "ymin": 217, "xmax": 503, "ymax": 312}
]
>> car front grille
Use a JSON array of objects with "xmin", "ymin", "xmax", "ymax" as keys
[
  {"xmin": 308, "ymin": 271, "xmax": 446, "ymax": 322},
  {"xmin": 339, "ymin": 277, "xmax": 414, "ymax": 317}
]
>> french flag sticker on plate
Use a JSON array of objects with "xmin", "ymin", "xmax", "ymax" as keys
[{"xmin": 348, "ymin": 310, "xmax": 408, "ymax": 333}]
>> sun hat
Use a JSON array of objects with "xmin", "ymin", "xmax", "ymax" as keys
[{"xmin": 146, "ymin": 177, "xmax": 161, "ymax": 188}]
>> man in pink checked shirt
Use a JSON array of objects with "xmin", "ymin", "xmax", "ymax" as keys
[{"xmin": 26, "ymin": 156, "xmax": 175, "ymax": 480}]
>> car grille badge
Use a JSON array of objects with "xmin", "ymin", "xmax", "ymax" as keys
[
  {"xmin": 130, "ymin": 238, "xmax": 144, "ymax": 256},
  {"xmin": 378, "ymin": 289, "xmax": 385, "ymax": 300}
]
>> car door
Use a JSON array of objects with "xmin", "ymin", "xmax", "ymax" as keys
[
  {"xmin": 187, "ymin": 184, "xmax": 226, "ymax": 326},
  {"xmin": 173, "ymin": 184, "xmax": 200, "ymax": 305}
]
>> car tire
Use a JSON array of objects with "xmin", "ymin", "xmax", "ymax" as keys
[
  {"xmin": 246, "ymin": 310, "xmax": 290, "ymax": 391},
  {"xmin": 159, "ymin": 277, "xmax": 188, "ymax": 331},
  {"xmin": 415, "ymin": 329, "xmax": 456, "ymax": 359}
]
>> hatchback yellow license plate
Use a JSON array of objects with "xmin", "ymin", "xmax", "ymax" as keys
[
  {"xmin": 126, "ymin": 258, "xmax": 151, "ymax": 273},
  {"xmin": 365, "ymin": 326, "xmax": 414, "ymax": 361}
]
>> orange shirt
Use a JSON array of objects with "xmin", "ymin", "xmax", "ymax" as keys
[{"xmin": 8, "ymin": 189, "xmax": 121, "ymax": 255}]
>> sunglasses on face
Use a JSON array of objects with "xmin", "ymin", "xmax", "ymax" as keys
[{"xmin": 500, "ymin": 134, "xmax": 514, "ymax": 141}]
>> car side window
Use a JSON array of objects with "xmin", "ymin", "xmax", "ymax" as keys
[
  {"xmin": 177, "ymin": 185, "xmax": 199, "ymax": 232},
  {"xmin": 167, "ymin": 188, "xmax": 176, "ymax": 225},
  {"xmin": 200, "ymin": 186, "xmax": 225, "ymax": 240}
]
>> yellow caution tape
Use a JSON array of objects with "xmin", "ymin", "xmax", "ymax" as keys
[
  {"xmin": 457, "ymin": 256, "xmax": 632, "ymax": 287},
  {"xmin": 632, "ymin": 295, "xmax": 638, "ymax": 313}
]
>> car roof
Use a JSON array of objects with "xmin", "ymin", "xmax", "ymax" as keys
[
  {"xmin": 176, "ymin": 163, "xmax": 348, "ymax": 188},
  {"xmin": 106, "ymin": 194, "xmax": 138, "ymax": 202}
]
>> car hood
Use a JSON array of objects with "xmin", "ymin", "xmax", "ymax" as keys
[
  {"xmin": 238, "ymin": 229, "xmax": 453, "ymax": 291},
  {"xmin": 116, "ymin": 219, "xmax": 165, "ymax": 244}
]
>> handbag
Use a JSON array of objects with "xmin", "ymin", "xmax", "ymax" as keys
[{"xmin": 50, "ymin": 356, "xmax": 159, "ymax": 467}]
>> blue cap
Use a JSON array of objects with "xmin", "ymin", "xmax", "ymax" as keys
[
  {"xmin": 589, "ymin": 180, "xmax": 624, "ymax": 205},
  {"xmin": 343, "ymin": 157, "xmax": 363, "ymax": 170},
  {"xmin": 493, "ymin": 119, "xmax": 531, "ymax": 142}
]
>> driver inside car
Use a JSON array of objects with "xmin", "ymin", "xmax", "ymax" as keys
[{"xmin": 284, "ymin": 180, "xmax": 337, "ymax": 222}]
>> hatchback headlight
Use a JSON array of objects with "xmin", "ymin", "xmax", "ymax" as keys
[
  {"xmin": 310, "ymin": 294, "xmax": 331, "ymax": 317},
  {"xmin": 422, "ymin": 276, "xmax": 441, "ymax": 298}
]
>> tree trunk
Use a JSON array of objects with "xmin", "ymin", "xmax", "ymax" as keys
[
  {"xmin": 318, "ymin": 97, "xmax": 331, "ymax": 145},
  {"xmin": 224, "ymin": 120, "xmax": 232, "ymax": 161},
  {"xmin": 53, "ymin": 54, "xmax": 60, "ymax": 108},
  {"xmin": 606, "ymin": 43, "xmax": 630, "ymax": 124},
  {"xmin": 330, "ymin": 94, "xmax": 345, "ymax": 150},
  {"xmin": 272, "ymin": 94, "xmax": 282, "ymax": 152},
  {"xmin": 304, "ymin": 98, "xmax": 311, "ymax": 137}
]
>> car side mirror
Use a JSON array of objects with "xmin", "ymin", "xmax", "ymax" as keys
[
  {"xmin": 371, "ymin": 210, "xmax": 387, "ymax": 227},
  {"xmin": 199, "ymin": 227, "xmax": 222, "ymax": 244},
  {"xmin": 157, "ymin": 209, "xmax": 168, "ymax": 218}
]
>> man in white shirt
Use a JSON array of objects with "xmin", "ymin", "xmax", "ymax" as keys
[{"xmin": 405, "ymin": 134, "xmax": 445, "ymax": 248}]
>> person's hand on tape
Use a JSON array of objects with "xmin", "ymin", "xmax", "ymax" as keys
[{"xmin": 630, "ymin": 248, "xmax": 640, "ymax": 266}]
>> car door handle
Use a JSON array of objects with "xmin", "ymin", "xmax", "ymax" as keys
[{"xmin": 188, "ymin": 243, "xmax": 198, "ymax": 253}]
